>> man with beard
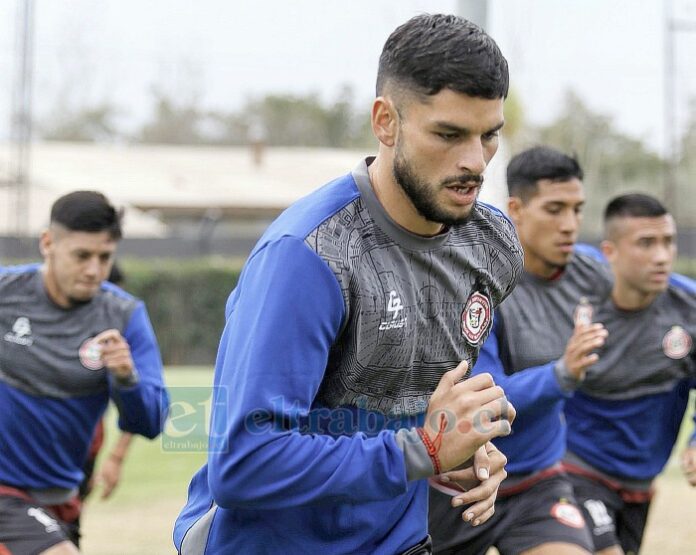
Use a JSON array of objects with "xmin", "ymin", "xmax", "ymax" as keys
[
  {"xmin": 429, "ymin": 146, "xmax": 609, "ymax": 555},
  {"xmin": 563, "ymin": 194, "xmax": 696, "ymax": 555},
  {"xmin": 174, "ymin": 13, "xmax": 522, "ymax": 555}
]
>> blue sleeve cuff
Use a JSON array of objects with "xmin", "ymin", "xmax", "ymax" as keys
[{"xmin": 553, "ymin": 359, "xmax": 582, "ymax": 395}]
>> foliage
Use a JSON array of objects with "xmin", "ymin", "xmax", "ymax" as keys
[
  {"xmin": 519, "ymin": 91, "xmax": 666, "ymax": 233},
  {"xmin": 119, "ymin": 258, "xmax": 243, "ymax": 365},
  {"xmin": 41, "ymin": 103, "xmax": 120, "ymax": 142}
]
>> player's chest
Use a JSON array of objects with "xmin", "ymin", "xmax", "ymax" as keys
[{"xmin": 0, "ymin": 303, "xmax": 121, "ymax": 395}]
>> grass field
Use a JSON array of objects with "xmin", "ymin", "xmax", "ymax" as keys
[{"xmin": 80, "ymin": 367, "xmax": 696, "ymax": 555}]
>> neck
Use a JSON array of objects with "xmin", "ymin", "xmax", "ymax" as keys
[
  {"xmin": 41, "ymin": 265, "xmax": 70, "ymax": 308},
  {"xmin": 611, "ymin": 281, "xmax": 657, "ymax": 311},
  {"xmin": 524, "ymin": 253, "xmax": 562, "ymax": 280},
  {"xmin": 368, "ymin": 156, "xmax": 444, "ymax": 236}
]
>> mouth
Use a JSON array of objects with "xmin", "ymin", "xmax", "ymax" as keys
[
  {"xmin": 556, "ymin": 243, "xmax": 575, "ymax": 254},
  {"xmin": 649, "ymin": 271, "xmax": 669, "ymax": 281},
  {"xmin": 444, "ymin": 183, "xmax": 480, "ymax": 205}
]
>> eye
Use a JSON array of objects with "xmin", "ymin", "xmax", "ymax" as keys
[
  {"xmin": 482, "ymin": 131, "xmax": 499, "ymax": 142},
  {"xmin": 545, "ymin": 206, "xmax": 562, "ymax": 215},
  {"xmin": 437, "ymin": 132, "xmax": 459, "ymax": 141}
]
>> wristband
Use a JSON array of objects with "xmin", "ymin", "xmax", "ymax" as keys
[{"xmin": 417, "ymin": 412, "xmax": 447, "ymax": 475}]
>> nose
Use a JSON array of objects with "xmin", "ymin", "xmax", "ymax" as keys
[
  {"xmin": 558, "ymin": 209, "xmax": 580, "ymax": 234},
  {"xmin": 456, "ymin": 139, "xmax": 488, "ymax": 176},
  {"xmin": 84, "ymin": 256, "xmax": 101, "ymax": 278},
  {"xmin": 653, "ymin": 243, "xmax": 673, "ymax": 266}
]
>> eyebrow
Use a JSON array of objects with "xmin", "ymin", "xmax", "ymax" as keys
[
  {"xmin": 433, "ymin": 120, "xmax": 505, "ymax": 135},
  {"xmin": 543, "ymin": 200, "xmax": 585, "ymax": 207}
]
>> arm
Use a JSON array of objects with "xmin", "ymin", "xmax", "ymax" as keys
[
  {"xmin": 207, "ymin": 238, "xmax": 513, "ymax": 511},
  {"xmin": 472, "ymin": 316, "xmax": 607, "ymax": 417},
  {"xmin": 106, "ymin": 303, "xmax": 169, "ymax": 439},
  {"xmin": 96, "ymin": 432, "xmax": 133, "ymax": 499},
  {"xmin": 208, "ymin": 237, "xmax": 408, "ymax": 509}
]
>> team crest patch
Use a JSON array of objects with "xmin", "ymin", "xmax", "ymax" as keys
[
  {"xmin": 662, "ymin": 326, "xmax": 692, "ymax": 360},
  {"xmin": 461, "ymin": 292, "xmax": 491, "ymax": 345},
  {"xmin": 550, "ymin": 501, "xmax": 585, "ymax": 529},
  {"xmin": 79, "ymin": 337, "xmax": 104, "ymax": 370}
]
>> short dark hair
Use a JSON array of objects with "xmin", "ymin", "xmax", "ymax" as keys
[
  {"xmin": 507, "ymin": 146, "xmax": 583, "ymax": 201},
  {"xmin": 376, "ymin": 14, "xmax": 508, "ymax": 100},
  {"xmin": 50, "ymin": 191, "xmax": 123, "ymax": 240},
  {"xmin": 604, "ymin": 193, "xmax": 668, "ymax": 223}
]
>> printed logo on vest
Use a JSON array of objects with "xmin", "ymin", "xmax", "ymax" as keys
[
  {"xmin": 550, "ymin": 500, "xmax": 586, "ymax": 529},
  {"xmin": 461, "ymin": 292, "xmax": 491, "ymax": 345},
  {"xmin": 662, "ymin": 325, "xmax": 692, "ymax": 360},
  {"xmin": 379, "ymin": 290, "xmax": 408, "ymax": 330},
  {"xmin": 79, "ymin": 337, "xmax": 104, "ymax": 370},
  {"xmin": 3, "ymin": 316, "xmax": 34, "ymax": 346}
]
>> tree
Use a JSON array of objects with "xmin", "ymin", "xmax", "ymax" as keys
[
  {"xmin": 522, "ymin": 91, "xmax": 665, "ymax": 234},
  {"xmin": 41, "ymin": 103, "xmax": 121, "ymax": 142}
]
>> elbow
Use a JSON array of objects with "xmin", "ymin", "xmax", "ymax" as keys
[{"xmin": 207, "ymin": 455, "xmax": 256, "ymax": 508}]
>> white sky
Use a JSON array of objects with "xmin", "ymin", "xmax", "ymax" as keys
[{"xmin": 0, "ymin": 0, "xmax": 695, "ymax": 152}]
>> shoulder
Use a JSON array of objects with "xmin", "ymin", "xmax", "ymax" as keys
[
  {"xmin": 469, "ymin": 202, "xmax": 522, "ymax": 257},
  {"xmin": 256, "ymin": 172, "xmax": 360, "ymax": 248},
  {"xmin": 668, "ymin": 273, "xmax": 696, "ymax": 296},
  {"xmin": 97, "ymin": 280, "xmax": 141, "ymax": 317},
  {"xmin": 0, "ymin": 263, "xmax": 41, "ymax": 289}
]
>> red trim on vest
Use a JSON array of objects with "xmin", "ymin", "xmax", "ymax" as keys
[
  {"xmin": 0, "ymin": 485, "xmax": 32, "ymax": 502},
  {"xmin": 0, "ymin": 484, "xmax": 82, "ymax": 523},
  {"xmin": 498, "ymin": 465, "xmax": 566, "ymax": 497},
  {"xmin": 561, "ymin": 461, "xmax": 654, "ymax": 503}
]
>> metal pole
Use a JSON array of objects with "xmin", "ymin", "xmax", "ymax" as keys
[{"xmin": 10, "ymin": 0, "xmax": 35, "ymax": 240}]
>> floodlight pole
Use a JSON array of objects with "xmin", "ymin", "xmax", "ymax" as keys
[
  {"xmin": 663, "ymin": 0, "xmax": 696, "ymax": 214},
  {"xmin": 9, "ymin": 0, "xmax": 35, "ymax": 240}
]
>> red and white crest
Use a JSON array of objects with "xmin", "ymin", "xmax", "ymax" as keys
[
  {"xmin": 79, "ymin": 337, "xmax": 104, "ymax": 371},
  {"xmin": 461, "ymin": 292, "xmax": 491, "ymax": 345},
  {"xmin": 550, "ymin": 501, "xmax": 586, "ymax": 529},
  {"xmin": 662, "ymin": 326, "xmax": 692, "ymax": 360}
]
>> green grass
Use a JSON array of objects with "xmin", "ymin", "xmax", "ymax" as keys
[
  {"xmin": 81, "ymin": 366, "xmax": 214, "ymax": 554},
  {"xmin": 98, "ymin": 366, "xmax": 213, "ymax": 502}
]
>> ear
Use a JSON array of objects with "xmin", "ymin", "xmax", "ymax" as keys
[
  {"xmin": 371, "ymin": 96, "xmax": 398, "ymax": 147},
  {"xmin": 600, "ymin": 239, "xmax": 616, "ymax": 263},
  {"xmin": 507, "ymin": 197, "xmax": 523, "ymax": 226},
  {"xmin": 39, "ymin": 229, "xmax": 52, "ymax": 258}
]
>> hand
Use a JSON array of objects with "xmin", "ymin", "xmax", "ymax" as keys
[
  {"xmin": 437, "ymin": 442, "xmax": 507, "ymax": 526},
  {"xmin": 423, "ymin": 361, "xmax": 515, "ymax": 473},
  {"xmin": 94, "ymin": 329, "xmax": 134, "ymax": 379},
  {"xmin": 680, "ymin": 445, "xmax": 696, "ymax": 486},
  {"xmin": 96, "ymin": 455, "xmax": 124, "ymax": 499},
  {"xmin": 562, "ymin": 323, "xmax": 607, "ymax": 380}
]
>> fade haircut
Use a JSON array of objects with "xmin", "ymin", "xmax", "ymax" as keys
[
  {"xmin": 507, "ymin": 146, "xmax": 583, "ymax": 202},
  {"xmin": 376, "ymin": 14, "xmax": 509, "ymax": 102},
  {"xmin": 604, "ymin": 193, "xmax": 668, "ymax": 239},
  {"xmin": 50, "ymin": 191, "xmax": 123, "ymax": 240}
]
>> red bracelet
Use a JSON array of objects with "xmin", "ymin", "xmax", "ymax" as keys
[{"xmin": 417, "ymin": 412, "xmax": 447, "ymax": 475}]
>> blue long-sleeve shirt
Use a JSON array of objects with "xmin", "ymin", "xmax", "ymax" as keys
[
  {"xmin": 174, "ymin": 159, "xmax": 523, "ymax": 554},
  {"xmin": 0, "ymin": 264, "xmax": 168, "ymax": 491}
]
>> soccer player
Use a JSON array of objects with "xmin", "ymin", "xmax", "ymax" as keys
[
  {"xmin": 430, "ymin": 146, "xmax": 609, "ymax": 555},
  {"xmin": 0, "ymin": 191, "xmax": 168, "ymax": 555},
  {"xmin": 563, "ymin": 194, "xmax": 695, "ymax": 555},
  {"xmin": 174, "ymin": 14, "xmax": 522, "ymax": 555}
]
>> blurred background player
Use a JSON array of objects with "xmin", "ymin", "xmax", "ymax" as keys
[
  {"xmin": 0, "ymin": 191, "xmax": 168, "ymax": 555},
  {"xmin": 563, "ymin": 193, "xmax": 696, "ymax": 555},
  {"xmin": 430, "ymin": 146, "xmax": 610, "ymax": 555},
  {"xmin": 174, "ymin": 14, "xmax": 521, "ymax": 555}
]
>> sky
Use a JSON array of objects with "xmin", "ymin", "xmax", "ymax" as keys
[{"xmin": 0, "ymin": 0, "xmax": 695, "ymax": 153}]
